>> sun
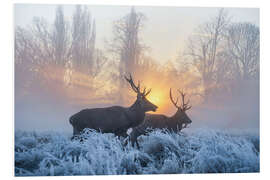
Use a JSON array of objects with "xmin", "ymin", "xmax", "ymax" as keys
[
  {"xmin": 148, "ymin": 95, "xmax": 161, "ymax": 105},
  {"xmin": 147, "ymin": 89, "xmax": 167, "ymax": 113}
]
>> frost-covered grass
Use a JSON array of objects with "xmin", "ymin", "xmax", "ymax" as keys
[{"xmin": 14, "ymin": 129, "xmax": 259, "ymax": 176}]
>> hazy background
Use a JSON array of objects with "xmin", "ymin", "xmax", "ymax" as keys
[
  {"xmin": 15, "ymin": 5, "xmax": 259, "ymax": 63},
  {"xmin": 14, "ymin": 4, "xmax": 259, "ymax": 133}
]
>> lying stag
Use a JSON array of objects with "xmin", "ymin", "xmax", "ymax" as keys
[
  {"xmin": 129, "ymin": 88, "xmax": 192, "ymax": 148},
  {"xmin": 69, "ymin": 74, "xmax": 158, "ymax": 138}
]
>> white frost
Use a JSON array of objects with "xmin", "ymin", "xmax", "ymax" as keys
[{"xmin": 15, "ymin": 128, "xmax": 259, "ymax": 176}]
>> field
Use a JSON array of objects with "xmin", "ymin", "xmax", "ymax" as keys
[{"xmin": 15, "ymin": 129, "xmax": 259, "ymax": 176}]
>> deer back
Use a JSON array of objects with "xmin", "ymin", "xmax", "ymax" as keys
[
  {"xmin": 70, "ymin": 106, "xmax": 132, "ymax": 134},
  {"xmin": 69, "ymin": 74, "xmax": 157, "ymax": 137}
]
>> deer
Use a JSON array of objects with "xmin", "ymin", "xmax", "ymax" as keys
[
  {"xmin": 129, "ymin": 88, "xmax": 192, "ymax": 148},
  {"xmin": 69, "ymin": 74, "xmax": 158, "ymax": 139}
]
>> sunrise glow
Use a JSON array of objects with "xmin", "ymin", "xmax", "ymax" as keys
[{"xmin": 146, "ymin": 88, "xmax": 170, "ymax": 113}]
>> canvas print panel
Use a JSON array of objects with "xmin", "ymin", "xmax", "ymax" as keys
[{"xmin": 14, "ymin": 4, "xmax": 259, "ymax": 176}]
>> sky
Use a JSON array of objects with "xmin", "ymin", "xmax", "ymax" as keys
[
  {"xmin": 14, "ymin": 4, "xmax": 259, "ymax": 64},
  {"xmin": 14, "ymin": 4, "xmax": 260, "ymax": 132}
]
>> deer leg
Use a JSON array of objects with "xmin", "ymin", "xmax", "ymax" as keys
[
  {"xmin": 119, "ymin": 131, "xmax": 128, "ymax": 138},
  {"xmin": 115, "ymin": 129, "xmax": 129, "ymax": 147},
  {"xmin": 123, "ymin": 136, "xmax": 130, "ymax": 146},
  {"xmin": 122, "ymin": 133, "xmax": 129, "ymax": 139},
  {"xmin": 73, "ymin": 127, "xmax": 80, "ymax": 136},
  {"xmin": 115, "ymin": 129, "xmax": 128, "ymax": 138},
  {"xmin": 120, "ymin": 131, "xmax": 129, "ymax": 142},
  {"xmin": 71, "ymin": 128, "xmax": 81, "ymax": 141},
  {"xmin": 135, "ymin": 140, "xmax": 140, "ymax": 149},
  {"xmin": 130, "ymin": 135, "xmax": 140, "ymax": 149}
]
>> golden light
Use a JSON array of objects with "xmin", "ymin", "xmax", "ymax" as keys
[
  {"xmin": 148, "ymin": 93, "xmax": 161, "ymax": 105},
  {"xmin": 147, "ymin": 89, "xmax": 169, "ymax": 114}
]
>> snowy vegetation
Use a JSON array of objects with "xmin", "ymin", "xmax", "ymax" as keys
[{"xmin": 15, "ymin": 129, "xmax": 259, "ymax": 176}]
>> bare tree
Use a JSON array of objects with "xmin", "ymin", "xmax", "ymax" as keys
[
  {"xmin": 71, "ymin": 5, "xmax": 96, "ymax": 74},
  {"xmin": 225, "ymin": 23, "xmax": 260, "ymax": 81},
  {"xmin": 31, "ymin": 17, "xmax": 54, "ymax": 64},
  {"xmin": 52, "ymin": 5, "xmax": 70, "ymax": 66},
  {"xmin": 15, "ymin": 27, "xmax": 39, "ymax": 96},
  {"xmin": 15, "ymin": 18, "xmax": 54, "ymax": 95},
  {"xmin": 91, "ymin": 49, "xmax": 108, "ymax": 77},
  {"xmin": 15, "ymin": 27, "xmax": 36, "ymax": 67},
  {"xmin": 15, "ymin": 5, "xmax": 104, "ymax": 102},
  {"xmin": 110, "ymin": 7, "xmax": 147, "ymax": 102},
  {"xmin": 113, "ymin": 7, "xmax": 146, "ymax": 75},
  {"xmin": 186, "ymin": 8, "xmax": 230, "ymax": 101},
  {"xmin": 16, "ymin": 6, "xmax": 70, "ymax": 68}
]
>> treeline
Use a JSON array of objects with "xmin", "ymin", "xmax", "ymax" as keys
[
  {"xmin": 15, "ymin": 6, "xmax": 259, "ymax": 107},
  {"xmin": 15, "ymin": 6, "xmax": 101, "ymax": 73},
  {"xmin": 15, "ymin": 5, "xmax": 107, "ymax": 103},
  {"xmin": 184, "ymin": 9, "xmax": 259, "ymax": 104}
]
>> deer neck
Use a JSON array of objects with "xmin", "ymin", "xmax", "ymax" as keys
[
  {"xmin": 169, "ymin": 111, "xmax": 178, "ymax": 121},
  {"xmin": 168, "ymin": 113, "xmax": 182, "ymax": 130},
  {"xmin": 126, "ymin": 100, "xmax": 145, "ymax": 127},
  {"xmin": 129, "ymin": 100, "xmax": 141, "ymax": 111}
]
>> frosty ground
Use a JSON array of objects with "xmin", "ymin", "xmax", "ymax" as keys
[{"xmin": 14, "ymin": 128, "xmax": 259, "ymax": 176}]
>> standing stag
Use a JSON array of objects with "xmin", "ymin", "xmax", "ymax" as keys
[
  {"xmin": 69, "ymin": 74, "xmax": 158, "ymax": 138},
  {"xmin": 129, "ymin": 88, "xmax": 192, "ymax": 148}
]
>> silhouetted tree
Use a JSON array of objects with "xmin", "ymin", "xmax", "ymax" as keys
[
  {"xmin": 52, "ymin": 5, "xmax": 69, "ymax": 65},
  {"xmin": 113, "ymin": 7, "xmax": 146, "ymax": 76},
  {"xmin": 111, "ymin": 7, "xmax": 147, "ymax": 102},
  {"xmin": 31, "ymin": 17, "xmax": 54, "ymax": 64},
  {"xmin": 71, "ymin": 5, "xmax": 96, "ymax": 74},
  {"xmin": 15, "ymin": 5, "xmax": 107, "ymax": 103},
  {"xmin": 226, "ymin": 23, "xmax": 260, "ymax": 81},
  {"xmin": 186, "ymin": 8, "xmax": 230, "ymax": 101}
]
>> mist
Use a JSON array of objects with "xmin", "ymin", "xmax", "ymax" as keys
[
  {"xmin": 15, "ymin": 76, "xmax": 259, "ymax": 132},
  {"xmin": 190, "ymin": 80, "xmax": 259, "ymax": 131},
  {"xmin": 14, "ymin": 5, "xmax": 259, "ymax": 133}
]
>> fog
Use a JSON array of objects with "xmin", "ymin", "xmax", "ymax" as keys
[
  {"xmin": 15, "ymin": 77, "xmax": 259, "ymax": 132},
  {"xmin": 190, "ymin": 81, "xmax": 259, "ymax": 131},
  {"xmin": 14, "ymin": 5, "xmax": 259, "ymax": 133}
]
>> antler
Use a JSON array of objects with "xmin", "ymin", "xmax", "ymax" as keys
[
  {"xmin": 124, "ymin": 74, "xmax": 140, "ymax": 94},
  {"xmin": 142, "ymin": 87, "xmax": 151, "ymax": 97},
  {"xmin": 178, "ymin": 90, "xmax": 192, "ymax": 111},
  {"xmin": 169, "ymin": 88, "xmax": 180, "ymax": 109},
  {"xmin": 124, "ymin": 74, "xmax": 151, "ymax": 96}
]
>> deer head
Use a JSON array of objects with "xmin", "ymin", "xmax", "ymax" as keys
[
  {"xmin": 169, "ymin": 88, "xmax": 192, "ymax": 129},
  {"xmin": 125, "ymin": 74, "xmax": 158, "ymax": 112}
]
